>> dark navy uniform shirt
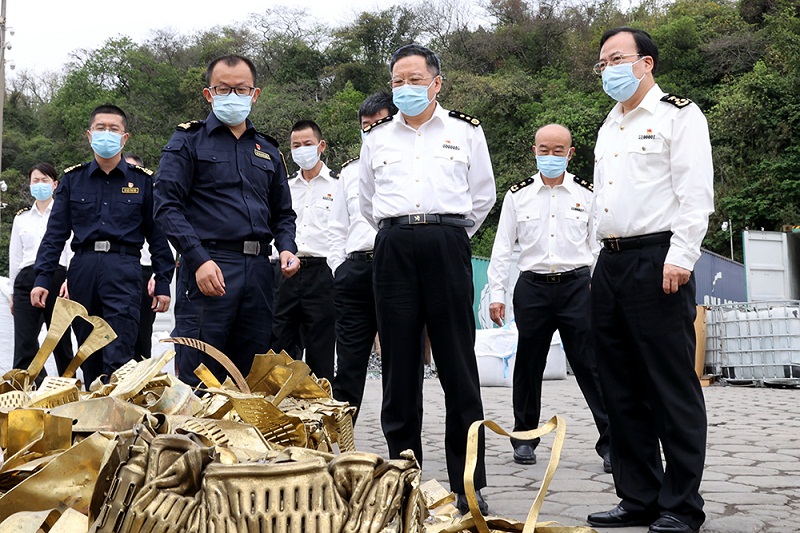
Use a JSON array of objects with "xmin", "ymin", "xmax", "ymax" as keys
[
  {"xmin": 153, "ymin": 112, "xmax": 297, "ymax": 272},
  {"xmin": 33, "ymin": 159, "xmax": 175, "ymax": 295}
]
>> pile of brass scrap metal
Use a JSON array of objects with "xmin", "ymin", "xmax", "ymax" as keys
[{"xmin": 0, "ymin": 298, "xmax": 423, "ymax": 532}]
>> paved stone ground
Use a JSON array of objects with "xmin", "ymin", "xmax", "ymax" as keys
[{"xmin": 353, "ymin": 377, "xmax": 800, "ymax": 533}]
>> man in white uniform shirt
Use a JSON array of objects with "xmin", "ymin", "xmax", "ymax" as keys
[
  {"xmin": 359, "ymin": 43, "xmax": 496, "ymax": 516},
  {"xmin": 487, "ymin": 124, "xmax": 610, "ymax": 472},
  {"xmin": 328, "ymin": 92, "xmax": 399, "ymax": 423},
  {"xmin": 586, "ymin": 28, "xmax": 713, "ymax": 533},
  {"xmin": 271, "ymin": 119, "xmax": 337, "ymax": 381}
]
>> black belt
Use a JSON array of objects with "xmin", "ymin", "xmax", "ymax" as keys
[
  {"xmin": 601, "ymin": 231, "xmax": 672, "ymax": 252},
  {"xmin": 347, "ymin": 251, "xmax": 374, "ymax": 262},
  {"xmin": 379, "ymin": 213, "xmax": 475, "ymax": 229},
  {"xmin": 296, "ymin": 256, "xmax": 327, "ymax": 266},
  {"xmin": 75, "ymin": 240, "xmax": 141, "ymax": 258},
  {"xmin": 521, "ymin": 266, "xmax": 590, "ymax": 284},
  {"xmin": 203, "ymin": 240, "xmax": 271, "ymax": 257}
]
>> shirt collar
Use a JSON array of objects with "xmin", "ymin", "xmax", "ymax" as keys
[
  {"xmin": 294, "ymin": 161, "xmax": 333, "ymax": 182},
  {"xmin": 396, "ymin": 102, "xmax": 446, "ymax": 129},
  {"xmin": 30, "ymin": 200, "xmax": 54, "ymax": 216},
  {"xmin": 607, "ymin": 83, "xmax": 666, "ymax": 122},
  {"xmin": 532, "ymin": 171, "xmax": 576, "ymax": 192},
  {"xmin": 88, "ymin": 157, "xmax": 128, "ymax": 177},
  {"xmin": 205, "ymin": 111, "xmax": 255, "ymax": 135}
]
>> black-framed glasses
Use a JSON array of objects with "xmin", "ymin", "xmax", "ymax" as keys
[
  {"xmin": 90, "ymin": 126, "xmax": 126, "ymax": 134},
  {"xmin": 592, "ymin": 53, "xmax": 644, "ymax": 76},
  {"xmin": 209, "ymin": 85, "xmax": 256, "ymax": 96}
]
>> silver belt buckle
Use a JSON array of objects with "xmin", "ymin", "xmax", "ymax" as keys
[
  {"xmin": 243, "ymin": 241, "xmax": 261, "ymax": 255},
  {"xmin": 94, "ymin": 241, "xmax": 111, "ymax": 252},
  {"xmin": 365, "ymin": 251, "xmax": 374, "ymax": 261},
  {"xmin": 605, "ymin": 238, "xmax": 621, "ymax": 252},
  {"xmin": 546, "ymin": 274, "xmax": 561, "ymax": 283},
  {"xmin": 408, "ymin": 213, "xmax": 427, "ymax": 224}
]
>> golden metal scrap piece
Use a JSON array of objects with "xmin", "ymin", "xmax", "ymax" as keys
[
  {"xmin": 0, "ymin": 506, "xmax": 89, "ymax": 532},
  {"xmin": 164, "ymin": 337, "xmax": 251, "ymax": 393}
]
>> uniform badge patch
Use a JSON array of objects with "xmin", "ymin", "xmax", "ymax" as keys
[
  {"xmin": 254, "ymin": 149, "xmax": 271, "ymax": 160},
  {"xmin": 122, "ymin": 182, "xmax": 140, "ymax": 194}
]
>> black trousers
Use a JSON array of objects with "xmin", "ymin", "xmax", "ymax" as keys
[
  {"xmin": 13, "ymin": 265, "xmax": 73, "ymax": 378},
  {"xmin": 68, "ymin": 251, "xmax": 142, "ymax": 387},
  {"xmin": 512, "ymin": 269, "xmax": 610, "ymax": 457},
  {"xmin": 331, "ymin": 258, "xmax": 377, "ymax": 422},
  {"xmin": 271, "ymin": 260, "xmax": 336, "ymax": 381},
  {"xmin": 373, "ymin": 223, "xmax": 486, "ymax": 494},
  {"xmin": 134, "ymin": 265, "xmax": 156, "ymax": 359},
  {"xmin": 174, "ymin": 249, "xmax": 274, "ymax": 387},
  {"xmin": 592, "ymin": 243, "xmax": 706, "ymax": 529}
]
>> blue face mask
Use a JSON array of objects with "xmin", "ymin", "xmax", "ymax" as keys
[
  {"xmin": 212, "ymin": 93, "xmax": 252, "ymax": 126},
  {"xmin": 536, "ymin": 155, "xmax": 569, "ymax": 179},
  {"xmin": 291, "ymin": 143, "xmax": 321, "ymax": 171},
  {"xmin": 30, "ymin": 182, "xmax": 54, "ymax": 201},
  {"xmin": 91, "ymin": 131, "xmax": 124, "ymax": 159},
  {"xmin": 602, "ymin": 58, "xmax": 645, "ymax": 102},
  {"xmin": 392, "ymin": 78, "xmax": 436, "ymax": 117}
]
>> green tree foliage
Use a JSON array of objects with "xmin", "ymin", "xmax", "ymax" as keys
[{"xmin": 1, "ymin": 0, "xmax": 798, "ymax": 274}]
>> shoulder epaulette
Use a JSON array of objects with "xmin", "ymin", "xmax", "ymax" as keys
[
  {"xmin": 510, "ymin": 177, "xmax": 534, "ymax": 193},
  {"xmin": 661, "ymin": 94, "xmax": 692, "ymax": 109},
  {"xmin": 129, "ymin": 164, "xmax": 154, "ymax": 176},
  {"xmin": 573, "ymin": 176, "xmax": 594, "ymax": 192},
  {"xmin": 328, "ymin": 169, "xmax": 339, "ymax": 179},
  {"xmin": 340, "ymin": 156, "xmax": 359, "ymax": 171},
  {"xmin": 16, "ymin": 207, "xmax": 30, "ymax": 216},
  {"xmin": 362, "ymin": 115, "xmax": 393, "ymax": 134},
  {"xmin": 449, "ymin": 110, "xmax": 481, "ymax": 127},
  {"xmin": 63, "ymin": 162, "xmax": 87, "ymax": 174},
  {"xmin": 256, "ymin": 131, "xmax": 280, "ymax": 148},
  {"xmin": 176, "ymin": 120, "xmax": 204, "ymax": 131}
]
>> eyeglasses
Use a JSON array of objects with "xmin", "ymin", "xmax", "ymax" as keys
[
  {"xmin": 388, "ymin": 76, "xmax": 435, "ymax": 89},
  {"xmin": 209, "ymin": 85, "xmax": 256, "ymax": 96},
  {"xmin": 90, "ymin": 126, "xmax": 125, "ymax": 134},
  {"xmin": 592, "ymin": 53, "xmax": 644, "ymax": 76}
]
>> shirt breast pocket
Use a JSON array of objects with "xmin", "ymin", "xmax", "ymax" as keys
[
  {"xmin": 70, "ymin": 194, "xmax": 97, "ymax": 219},
  {"xmin": 516, "ymin": 207, "xmax": 540, "ymax": 240},
  {"xmin": 371, "ymin": 153, "xmax": 403, "ymax": 191},
  {"xmin": 315, "ymin": 197, "xmax": 334, "ymax": 223},
  {"xmin": 250, "ymin": 154, "xmax": 275, "ymax": 197},
  {"xmin": 627, "ymin": 141, "xmax": 664, "ymax": 180},
  {"xmin": 113, "ymin": 193, "xmax": 144, "ymax": 223},
  {"xmin": 433, "ymin": 146, "xmax": 469, "ymax": 187},
  {"xmin": 565, "ymin": 210, "xmax": 589, "ymax": 241},
  {"xmin": 197, "ymin": 149, "xmax": 234, "ymax": 188}
]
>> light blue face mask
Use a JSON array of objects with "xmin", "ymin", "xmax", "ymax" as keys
[
  {"xmin": 91, "ymin": 131, "xmax": 124, "ymax": 159},
  {"xmin": 392, "ymin": 78, "xmax": 436, "ymax": 117},
  {"xmin": 212, "ymin": 93, "xmax": 253, "ymax": 126},
  {"xmin": 291, "ymin": 143, "xmax": 321, "ymax": 170},
  {"xmin": 30, "ymin": 182, "xmax": 54, "ymax": 201},
  {"xmin": 601, "ymin": 58, "xmax": 645, "ymax": 102},
  {"xmin": 536, "ymin": 155, "xmax": 569, "ymax": 179}
]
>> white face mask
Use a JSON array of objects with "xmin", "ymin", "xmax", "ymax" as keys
[{"xmin": 291, "ymin": 143, "xmax": 321, "ymax": 170}]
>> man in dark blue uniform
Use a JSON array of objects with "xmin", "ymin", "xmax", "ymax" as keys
[
  {"xmin": 154, "ymin": 54, "xmax": 299, "ymax": 387},
  {"xmin": 32, "ymin": 104, "xmax": 174, "ymax": 388}
]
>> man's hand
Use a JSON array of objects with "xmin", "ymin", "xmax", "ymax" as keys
[
  {"xmin": 31, "ymin": 287, "xmax": 49, "ymax": 308},
  {"xmin": 8, "ymin": 297, "xmax": 13, "ymax": 316},
  {"xmin": 147, "ymin": 276, "xmax": 156, "ymax": 297},
  {"xmin": 196, "ymin": 260, "xmax": 226, "ymax": 296},
  {"xmin": 151, "ymin": 294, "xmax": 171, "ymax": 313},
  {"xmin": 489, "ymin": 302, "xmax": 505, "ymax": 327},
  {"xmin": 663, "ymin": 264, "xmax": 691, "ymax": 294},
  {"xmin": 280, "ymin": 251, "xmax": 300, "ymax": 278},
  {"xmin": 59, "ymin": 281, "xmax": 69, "ymax": 299}
]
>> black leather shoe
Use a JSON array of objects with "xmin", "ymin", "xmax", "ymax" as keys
[
  {"xmin": 456, "ymin": 490, "xmax": 489, "ymax": 516},
  {"xmin": 587, "ymin": 505, "xmax": 657, "ymax": 527},
  {"xmin": 513, "ymin": 444, "xmax": 537, "ymax": 465},
  {"xmin": 603, "ymin": 452, "xmax": 612, "ymax": 473},
  {"xmin": 649, "ymin": 515, "xmax": 699, "ymax": 533}
]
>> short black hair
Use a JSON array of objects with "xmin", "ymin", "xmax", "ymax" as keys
[
  {"xmin": 206, "ymin": 54, "xmax": 258, "ymax": 86},
  {"xmin": 290, "ymin": 119, "xmax": 323, "ymax": 141},
  {"xmin": 124, "ymin": 153, "xmax": 144, "ymax": 166},
  {"xmin": 28, "ymin": 162, "xmax": 58, "ymax": 181},
  {"xmin": 88, "ymin": 104, "xmax": 128, "ymax": 131},
  {"xmin": 358, "ymin": 92, "xmax": 397, "ymax": 121},
  {"xmin": 599, "ymin": 27, "xmax": 659, "ymax": 74},
  {"xmin": 390, "ymin": 44, "xmax": 441, "ymax": 77}
]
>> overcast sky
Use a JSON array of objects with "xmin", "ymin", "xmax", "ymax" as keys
[{"xmin": 5, "ymin": 0, "xmax": 382, "ymax": 79}]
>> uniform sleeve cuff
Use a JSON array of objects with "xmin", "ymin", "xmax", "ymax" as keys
[
  {"xmin": 154, "ymin": 280, "xmax": 171, "ymax": 297},
  {"xmin": 183, "ymin": 245, "xmax": 212, "ymax": 273},
  {"xmin": 489, "ymin": 289, "xmax": 506, "ymax": 303},
  {"xmin": 33, "ymin": 275, "xmax": 51, "ymax": 292}
]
